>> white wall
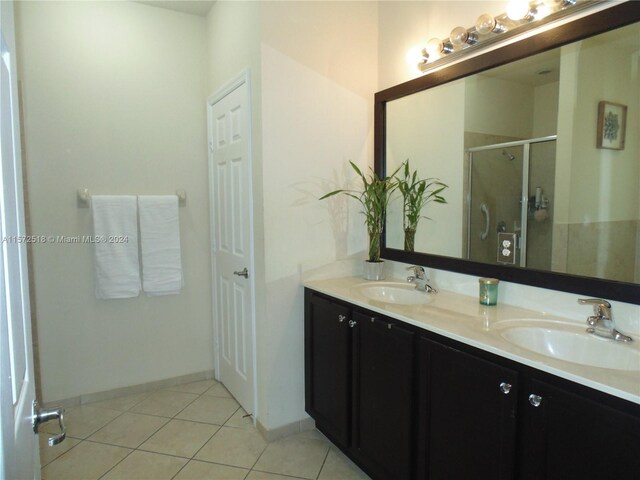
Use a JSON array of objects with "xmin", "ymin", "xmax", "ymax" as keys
[
  {"xmin": 385, "ymin": 81, "xmax": 465, "ymax": 257},
  {"xmin": 465, "ymin": 75, "xmax": 534, "ymax": 138},
  {"xmin": 564, "ymin": 36, "xmax": 640, "ymax": 224},
  {"xmin": 533, "ymin": 81, "xmax": 559, "ymax": 137},
  {"xmin": 258, "ymin": 0, "xmax": 378, "ymax": 431},
  {"xmin": 16, "ymin": 1, "xmax": 212, "ymax": 402}
]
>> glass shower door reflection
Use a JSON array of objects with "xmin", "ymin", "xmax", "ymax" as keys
[{"xmin": 467, "ymin": 145, "xmax": 524, "ymax": 266}]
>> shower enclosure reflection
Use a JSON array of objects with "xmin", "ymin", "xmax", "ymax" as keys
[{"xmin": 465, "ymin": 137, "xmax": 556, "ymax": 269}]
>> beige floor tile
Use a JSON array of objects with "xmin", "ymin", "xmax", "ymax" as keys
[
  {"xmin": 318, "ymin": 448, "xmax": 370, "ymax": 480},
  {"xmin": 297, "ymin": 428, "xmax": 331, "ymax": 444},
  {"xmin": 39, "ymin": 433, "xmax": 80, "ymax": 467},
  {"xmin": 246, "ymin": 471, "xmax": 307, "ymax": 480},
  {"xmin": 173, "ymin": 460, "xmax": 249, "ymax": 480},
  {"xmin": 89, "ymin": 392, "xmax": 150, "ymax": 412},
  {"xmin": 203, "ymin": 383, "xmax": 232, "ymax": 398},
  {"xmin": 176, "ymin": 395, "xmax": 239, "ymax": 425},
  {"xmin": 42, "ymin": 405, "xmax": 121, "ymax": 439},
  {"xmin": 253, "ymin": 434, "xmax": 330, "ymax": 479},
  {"xmin": 40, "ymin": 441, "xmax": 131, "ymax": 480},
  {"xmin": 166, "ymin": 380, "xmax": 218, "ymax": 395},
  {"xmin": 139, "ymin": 419, "xmax": 219, "ymax": 458},
  {"xmin": 88, "ymin": 412, "xmax": 168, "ymax": 448},
  {"xmin": 195, "ymin": 426, "xmax": 267, "ymax": 468},
  {"xmin": 224, "ymin": 407, "xmax": 254, "ymax": 429},
  {"xmin": 101, "ymin": 450, "xmax": 187, "ymax": 480},
  {"xmin": 131, "ymin": 390, "xmax": 198, "ymax": 418}
]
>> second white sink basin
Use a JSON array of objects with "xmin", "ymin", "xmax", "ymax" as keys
[
  {"xmin": 357, "ymin": 282, "xmax": 433, "ymax": 306},
  {"xmin": 498, "ymin": 321, "xmax": 640, "ymax": 371}
]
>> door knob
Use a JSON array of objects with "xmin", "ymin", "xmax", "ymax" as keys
[
  {"xmin": 233, "ymin": 268, "xmax": 249, "ymax": 278},
  {"xmin": 499, "ymin": 382, "xmax": 512, "ymax": 394},
  {"xmin": 528, "ymin": 394, "xmax": 542, "ymax": 407},
  {"xmin": 348, "ymin": 320, "xmax": 357, "ymax": 328},
  {"xmin": 32, "ymin": 401, "xmax": 66, "ymax": 446}
]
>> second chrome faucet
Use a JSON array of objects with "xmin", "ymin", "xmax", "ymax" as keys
[{"xmin": 578, "ymin": 298, "xmax": 632, "ymax": 342}]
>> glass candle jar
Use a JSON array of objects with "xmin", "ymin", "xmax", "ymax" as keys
[{"xmin": 479, "ymin": 278, "xmax": 499, "ymax": 306}]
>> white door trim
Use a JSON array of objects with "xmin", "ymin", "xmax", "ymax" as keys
[{"xmin": 207, "ymin": 68, "xmax": 257, "ymax": 418}]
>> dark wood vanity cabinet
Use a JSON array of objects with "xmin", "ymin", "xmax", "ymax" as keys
[
  {"xmin": 304, "ymin": 291, "xmax": 416, "ymax": 479},
  {"xmin": 519, "ymin": 379, "xmax": 640, "ymax": 480},
  {"xmin": 417, "ymin": 338, "xmax": 519, "ymax": 480},
  {"xmin": 352, "ymin": 311, "xmax": 416, "ymax": 479},
  {"xmin": 304, "ymin": 293, "xmax": 352, "ymax": 448},
  {"xmin": 304, "ymin": 289, "xmax": 640, "ymax": 480}
]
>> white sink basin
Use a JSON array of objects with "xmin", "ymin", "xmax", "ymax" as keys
[
  {"xmin": 357, "ymin": 282, "xmax": 433, "ymax": 306},
  {"xmin": 498, "ymin": 321, "xmax": 640, "ymax": 371}
]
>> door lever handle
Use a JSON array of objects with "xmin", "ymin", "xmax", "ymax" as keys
[
  {"xmin": 233, "ymin": 268, "xmax": 249, "ymax": 278},
  {"xmin": 33, "ymin": 401, "xmax": 66, "ymax": 446}
]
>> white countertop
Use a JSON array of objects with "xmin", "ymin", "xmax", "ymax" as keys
[{"xmin": 304, "ymin": 276, "xmax": 640, "ymax": 404}]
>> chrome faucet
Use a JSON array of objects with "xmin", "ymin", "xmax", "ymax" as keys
[
  {"xmin": 407, "ymin": 265, "xmax": 437, "ymax": 293},
  {"xmin": 578, "ymin": 298, "xmax": 632, "ymax": 342}
]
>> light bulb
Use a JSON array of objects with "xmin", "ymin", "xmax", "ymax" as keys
[
  {"xmin": 449, "ymin": 26, "xmax": 469, "ymax": 47},
  {"xmin": 425, "ymin": 38, "xmax": 444, "ymax": 58},
  {"xmin": 532, "ymin": 3, "xmax": 551, "ymax": 19},
  {"xmin": 506, "ymin": 0, "xmax": 531, "ymax": 20},
  {"xmin": 475, "ymin": 14, "xmax": 497, "ymax": 35},
  {"xmin": 405, "ymin": 46, "xmax": 427, "ymax": 68}
]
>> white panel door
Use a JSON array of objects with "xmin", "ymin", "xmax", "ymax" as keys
[
  {"xmin": 208, "ymin": 72, "xmax": 256, "ymax": 416},
  {"xmin": 0, "ymin": 1, "xmax": 39, "ymax": 478}
]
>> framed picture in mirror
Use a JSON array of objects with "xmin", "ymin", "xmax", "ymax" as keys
[{"xmin": 597, "ymin": 101, "xmax": 627, "ymax": 150}]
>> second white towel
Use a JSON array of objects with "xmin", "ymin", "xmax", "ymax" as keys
[{"xmin": 138, "ymin": 195, "xmax": 183, "ymax": 295}]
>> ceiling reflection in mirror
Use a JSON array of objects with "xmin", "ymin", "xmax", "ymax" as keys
[{"xmin": 384, "ymin": 20, "xmax": 640, "ymax": 285}]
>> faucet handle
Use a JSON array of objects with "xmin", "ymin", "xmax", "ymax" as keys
[
  {"xmin": 578, "ymin": 298, "xmax": 612, "ymax": 318},
  {"xmin": 406, "ymin": 265, "xmax": 425, "ymax": 279}
]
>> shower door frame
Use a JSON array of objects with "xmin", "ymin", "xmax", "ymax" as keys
[{"xmin": 466, "ymin": 135, "xmax": 556, "ymax": 267}]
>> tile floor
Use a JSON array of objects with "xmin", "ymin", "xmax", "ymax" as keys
[{"xmin": 39, "ymin": 379, "xmax": 370, "ymax": 480}]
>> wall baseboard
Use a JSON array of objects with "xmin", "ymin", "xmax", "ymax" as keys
[
  {"xmin": 256, "ymin": 416, "xmax": 316, "ymax": 442},
  {"xmin": 44, "ymin": 370, "xmax": 215, "ymax": 409}
]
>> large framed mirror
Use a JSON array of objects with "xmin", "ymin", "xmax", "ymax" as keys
[{"xmin": 376, "ymin": 2, "xmax": 640, "ymax": 304}]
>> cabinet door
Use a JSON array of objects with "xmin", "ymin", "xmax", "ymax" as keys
[
  {"xmin": 353, "ymin": 312, "xmax": 416, "ymax": 480},
  {"xmin": 304, "ymin": 293, "xmax": 352, "ymax": 448},
  {"xmin": 418, "ymin": 338, "xmax": 518, "ymax": 480},
  {"xmin": 521, "ymin": 379, "xmax": 640, "ymax": 480}
]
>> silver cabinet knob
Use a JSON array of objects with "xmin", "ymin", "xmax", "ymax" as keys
[
  {"xmin": 529, "ymin": 394, "xmax": 542, "ymax": 407},
  {"xmin": 233, "ymin": 268, "xmax": 249, "ymax": 278},
  {"xmin": 499, "ymin": 382, "xmax": 512, "ymax": 395},
  {"xmin": 33, "ymin": 401, "xmax": 66, "ymax": 446},
  {"xmin": 338, "ymin": 314, "xmax": 346, "ymax": 323},
  {"xmin": 348, "ymin": 320, "xmax": 357, "ymax": 328}
]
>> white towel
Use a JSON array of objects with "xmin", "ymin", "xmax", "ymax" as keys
[
  {"xmin": 138, "ymin": 195, "xmax": 183, "ymax": 295},
  {"xmin": 91, "ymin": 195, "xmax": 141, "ymax": 299}
]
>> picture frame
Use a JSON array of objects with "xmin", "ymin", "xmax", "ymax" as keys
[{"xmin": 596, "ymin": 101, "xmax": 627, "ymax": 150}]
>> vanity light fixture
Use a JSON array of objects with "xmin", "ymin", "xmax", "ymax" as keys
[{"xmin": 413, "ymin": 0, "xmax": 588, "ymax": 73}]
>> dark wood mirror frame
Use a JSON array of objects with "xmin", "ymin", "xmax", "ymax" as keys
[{"xmin": 375, "ymin": 2, "xmax": 640, "ymax": 304}]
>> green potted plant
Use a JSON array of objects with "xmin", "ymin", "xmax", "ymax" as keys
[
  {"xmin": 321, "ymin": 161, "xmax": 400, "ymax": 280},
  {"xmin": 396, "ymin": 160, "xmax": 448, "ymax": 252}
]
